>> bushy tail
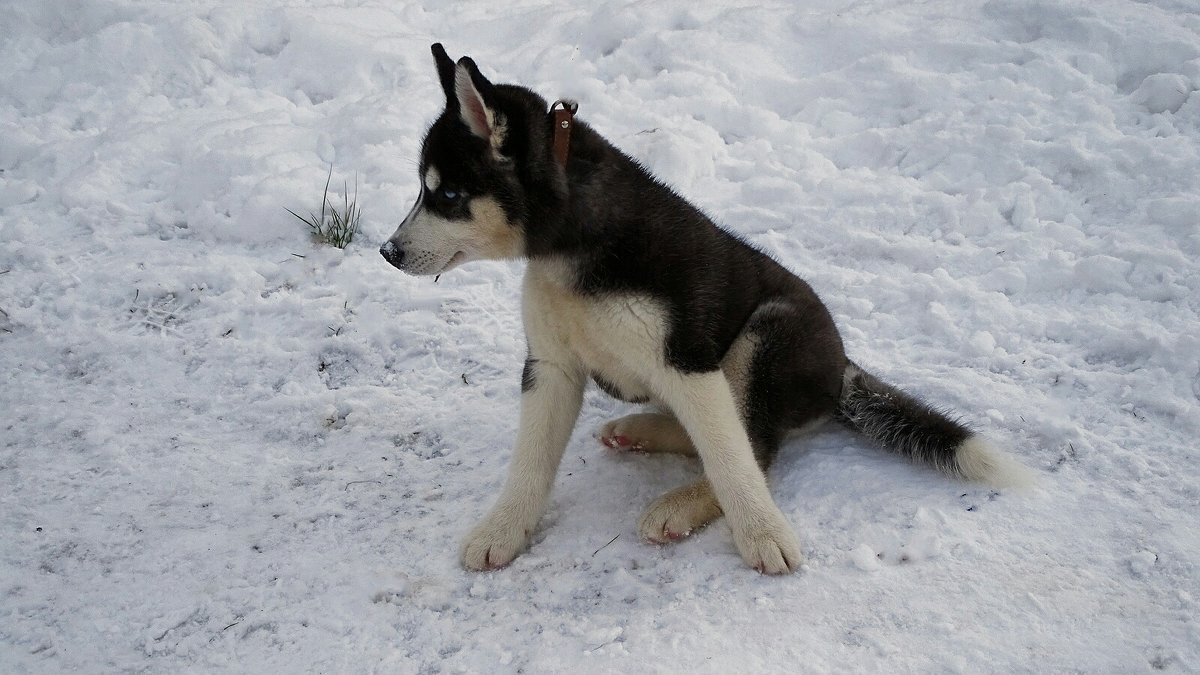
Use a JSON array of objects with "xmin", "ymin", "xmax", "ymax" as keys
[{"xmin": 837, "ymin": 362, "xmax": 1033, "ymax": 488}]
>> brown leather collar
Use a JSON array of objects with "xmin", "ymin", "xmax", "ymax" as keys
[{"xmin": 550, "ymin": 99, "xmax": 578, "ymax": 167}]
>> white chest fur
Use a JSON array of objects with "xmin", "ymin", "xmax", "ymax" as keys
[{"xmin": 521, "ymin": 259, "xmax": 665, "ymax": 400}]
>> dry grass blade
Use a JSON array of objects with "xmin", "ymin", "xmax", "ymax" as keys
[{"xmin": 286, "ymin": 165, "xmax": 361, "ymax": 249}]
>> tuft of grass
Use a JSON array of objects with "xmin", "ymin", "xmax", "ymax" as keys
[{"xmin": 286, "ymin": 164, "xmax": 362, "ymax": 249}]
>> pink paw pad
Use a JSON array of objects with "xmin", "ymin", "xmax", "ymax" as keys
[{"xmin": 601, "ymin": 435, "xmax": 644, "ymax": 451}]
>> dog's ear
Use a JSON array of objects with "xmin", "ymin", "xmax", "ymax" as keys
[
  {"xmin": 431, "ymin": 43, "xmax": 456, "ymax": 104},
  {"xmin": 453, "ymin": 56, "xmax": 499, "ymax": 141}
]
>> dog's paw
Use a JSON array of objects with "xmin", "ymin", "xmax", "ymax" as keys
[
  {"xmin": 461, "ymin": 516, "xmax": 530, "ymax": 571},
  {"xmin": 638, "ymin": 481, "xmax": 723, "ymax": 543},
  {"xmin": 598, "ymin": 422, "xmax": 645, "ymax": 452},
  {"xmin": 730, "ymin": 510, "xmax": 804, "ymax": 575},
  {"xmin": 598, "ymin": 413, "xmax": 695, "ymax": 455}
]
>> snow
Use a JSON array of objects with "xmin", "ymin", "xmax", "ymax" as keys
[{"xmin": 2, "ymin": 0, "xmax": 1199, "ymax": 671}]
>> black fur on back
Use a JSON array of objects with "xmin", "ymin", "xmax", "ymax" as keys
[{"xmin": 837, "ymin": 365, "xmax": 972, "ymax": 475}]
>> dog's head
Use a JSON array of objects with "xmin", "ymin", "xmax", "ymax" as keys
[{"xmin": 381, "ymin": 44, "xmax": 548, "ymax": 276}]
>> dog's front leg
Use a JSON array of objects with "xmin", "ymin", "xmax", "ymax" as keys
[
  {"xmin": 653, "ymin": 369, "xmax": 803, "ymax": 574},
  {"xmin": 461, "ymin": 357, "xmax": 584, "ymax": 570}
]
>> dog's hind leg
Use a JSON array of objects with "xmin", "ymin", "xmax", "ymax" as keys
[
  {"xmin": 598, "ymin": 412, "xmax": 697, "ymax": 455},
  {"xmin": 636, "ymin": 431, "xmax": 785, "ymax": 543},
  {"xmin": 737, "ymin": 300, "xmax": 845, "ymax": 472},
  {"xmin": 638, "ymin": 477, "xmax": 722, "ymax": 541}
]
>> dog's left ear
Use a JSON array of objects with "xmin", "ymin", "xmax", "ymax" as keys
[
  {"xmin": 431, "ymin": 43, "xmax": 456, "ymax": 104},
  {"xmin": 453, "ymin": 57, "xmax": 499, "ymax": 142}
]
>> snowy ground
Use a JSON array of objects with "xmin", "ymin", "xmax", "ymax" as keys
[{"xmin": 2, "ymin": 0, "xmax": 1199, "ymax": 671}]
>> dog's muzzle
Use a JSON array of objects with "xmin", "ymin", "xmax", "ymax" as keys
[{"xmin": 379, "ymin": 240, "xmax": 405, "ymax": 269}]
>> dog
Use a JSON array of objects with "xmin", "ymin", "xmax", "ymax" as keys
[{"xmin": 380, "ymin": 44, "xmax": 1030, "ymax": 574}]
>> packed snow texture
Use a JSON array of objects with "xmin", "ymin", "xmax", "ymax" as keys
[{"xmin": 2, "ymin": 0, "xmax": 1199, "ymax": 672}]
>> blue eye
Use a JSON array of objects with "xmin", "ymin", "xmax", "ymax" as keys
[{"xmin": 438, "ymin": 188, "xmax": 462, "ymax": 201}]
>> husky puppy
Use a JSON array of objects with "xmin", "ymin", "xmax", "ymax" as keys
[{"xmin": 381, "ymin": 44, "xmax": 1029, "ymax": 574}]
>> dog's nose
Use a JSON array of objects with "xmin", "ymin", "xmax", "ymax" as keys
[{"xmin": 379, "ymin": 240, "xmax": 405, "ymax": 268}]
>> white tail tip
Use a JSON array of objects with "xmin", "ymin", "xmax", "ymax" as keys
[{"xmin": 956, "ymin": 436, "xmax": 1037, "ymax": 489}]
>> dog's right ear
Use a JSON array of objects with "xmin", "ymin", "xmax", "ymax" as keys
[{"xmin": 431, "ymin": 43, "xmax": 456, "ymax": 105}]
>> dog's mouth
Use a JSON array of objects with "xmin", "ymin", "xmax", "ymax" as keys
[
  {"xmin": 413, "ymin": 250, "xmax": 466, "ymax": 278},
  {"xmin": 383, "ymin": 246, "xmax": 467, "ymax": 277},
  {"xmin": 439, "ymin": 251, "xmax": 466, "ymax": 274}
]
